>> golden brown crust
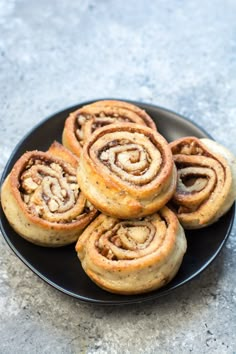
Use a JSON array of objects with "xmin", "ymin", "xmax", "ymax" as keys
[
  {"xmin": 77, "ymin": 123, "xmax": 177, "ymax": 219},
  {"xmin": 0, "ymin": 142, "xmax": 98, "ymax": 247},
  {"xmin": 88, "ymin": 100, "xmax": 156, "ymax": 130},
  {"xmin": 169, "ymin": 136, "xmax": 236, "ymax": 229},
  {"xmin": 75, "ymin": 207, "xmax": 187, "ymax": 295},
  {"xmin": 47, "ymin": 140, "xmax": 79, "ymax": 168},
  {"xmin": 62, "ymin": 100, "xmax": 156, "ymax": 157}
]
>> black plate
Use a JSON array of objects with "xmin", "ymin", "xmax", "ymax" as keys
[{"xmin": 0, "ymin": 100, "xmax": 235, "ymax": 304}]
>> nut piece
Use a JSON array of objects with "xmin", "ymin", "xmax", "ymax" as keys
[{"xmin": 48, "ymin": 199, "xmax": 59, "ymax": 212}]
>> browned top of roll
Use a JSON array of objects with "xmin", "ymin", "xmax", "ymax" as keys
[
  {"xmin": 62, "ymin": 100, "xmax": 156, "ymax": 157},
  {"xmin": 169, "ymin": 136, "xmax": 233, "ymax": 228},
  {"xmin": 77, "ymin": 123, "xmax": 176, "ymax": 218},
  {"xmin": 9, "ymin": 149, "xmax": 96, "ymax": 227}
]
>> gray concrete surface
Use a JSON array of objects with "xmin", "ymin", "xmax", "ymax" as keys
[{"xmin": 0, "ymin": 0, "xmax": 236, "ymax": 353}]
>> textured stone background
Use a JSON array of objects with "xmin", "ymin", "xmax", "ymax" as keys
[{"xmin": 0, "ymin": 0, "xmax": 236, "ymax": 353}]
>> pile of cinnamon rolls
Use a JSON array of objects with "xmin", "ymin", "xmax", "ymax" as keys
[{"xmin": 1, "ymin": 100, "xmax": 236, "ymax": 295}]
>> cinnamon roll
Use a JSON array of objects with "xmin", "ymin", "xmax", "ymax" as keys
[
  {"xmin": 1, "ymin": 142, "xmax": 97, "ymax": 246},
  {"xmin": 77, "ymin": 123, "xmax": 177, "ymax": 219},
  {"xmin": 62, "ymin": 100, "xmax": 156, "ymax": 157},
  {"xmin": 170, "ymin": 137, "xmax": 236, "ymax": 229},
  {"xmin": 75, "ymin": 207, "xmax": 187, "ymax": 295}
]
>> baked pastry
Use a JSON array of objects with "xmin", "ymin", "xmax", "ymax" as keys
[
  {"xmin": 88, "ymin": 100, "xmax": 156, "ymax": 129},
  {"xmin": 170, "ymin": 137, "xmax": 236, "ymax": 229},
  {"xmin": 1, "ymin": 142, "xmax": 97, "ymax": 246},
  {"xmin": 62, "ymin": 99, "xmax": 156, "ymax": 157},
  {"xmin": 77, "ymin": 123, "xmax": 177, "ymax": 219},
  {"xmin": 75, "ymin": 207, "xmax": 187, "ymax": 295}
]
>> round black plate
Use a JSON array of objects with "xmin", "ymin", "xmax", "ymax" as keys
[{"xmin": 0, "ymin": 100, "xmax": 235, "ymax": 304}]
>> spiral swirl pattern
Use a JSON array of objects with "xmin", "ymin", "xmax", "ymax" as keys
[
  {"xmin": 1, "ymin": 143, "xmax": 97, "ymax": 246},
  {"xmin": 77, "ymin": 123, "xmax": 177, "ymax": 218},
  {"xmin": 170, "ymin": 137, "xmax": 236, "ymax": 229},
  {"xmin": 76, "ymin": 207, "xmax": 187, "ymax": 294},
  {"xmin": 20, "ymin": 154, "xmax": 87, "ymax": 223},
  {"xmin": 62, "ymin": 100, "xmax": 156, "ymax": 157}
]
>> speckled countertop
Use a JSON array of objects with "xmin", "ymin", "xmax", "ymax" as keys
[{"xmin": 0, "ymin": 1, "xmax": 236, "ymax": 353}]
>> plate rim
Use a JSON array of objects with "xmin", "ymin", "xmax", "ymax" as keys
[
  {"xmin": 0, "ymin": 207, "xmax": 234, "ymax": 305},
  {"xmin": 0, "ymin": 99, "xmax": 235, "ymax": 305}
]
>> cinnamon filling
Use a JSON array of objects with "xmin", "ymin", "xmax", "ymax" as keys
[
  {"xmin": 171, "ymin": 138, "xmax": 228, "ymax": 217},
  {"xmin": 20, "ymin": 157, "xmax": 93, "ymax": 223},
  {"xmin": 96, "ymin": 221, "xmax": 158, "ymax": 261},
  {"xmin": 97, "ymin": 139, "xmax": 160, "ymax": 185},
  {"xmin": 75, "ymin": 113, "xmax": 132, "ymax": 145}
]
